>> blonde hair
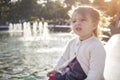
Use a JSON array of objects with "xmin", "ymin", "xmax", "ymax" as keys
[{"xmin": 70, "ymin": 5, "xmax": 109, "ymax": 40}]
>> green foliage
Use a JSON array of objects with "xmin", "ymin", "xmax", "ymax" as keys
[
  {"xmin": 38, "ymin": 1, "xmax": 69, "ymax": 20},
  {"xmin": 1, "ymin": 0, "xmax": 120, "ymax": 25},
  {"xmin": 7, "ymin": 0, "xmax": 70, "ymax": 23},
  {"xmin": 9, "ymin": 0, "xmax": 38, "ymax": 22},
  {"xmin": 64, "ymin": 0, "xmax": 90, "ymax": 8},
  {"xmin": 0, "ymin": 0, "xmax": 11, "ymax": 24}
]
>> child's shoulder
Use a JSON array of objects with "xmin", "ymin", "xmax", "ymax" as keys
[
  {"xmin": 90, "ymin": 37, "xmax": 104, "ymax": 49},
  {"xmin": 66, "ymin": 36, "xmax": 79, "ymax": 46},
  {"xmin": 92, "ymin": 37, "xmax": 103, "ymax": 46},
  {"xmin": 68, "ymin": 36, "xmax": 78, "ymax": 43}
]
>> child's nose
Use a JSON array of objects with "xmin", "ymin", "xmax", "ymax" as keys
[{"xmin": 75, "ymin": 21, "xmax": 81, "ymax": 26}]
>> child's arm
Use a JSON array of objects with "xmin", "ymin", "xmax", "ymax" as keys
[
  {"xmin": 47, "ymin": 39, "xmax": 73, "ymax": 78},
  {"xmin": 54, "ymin": 41, "xmax": 71, "ymax": 72},
  {"xmin": 85, "ymin": 44, "xmax": 106, "ymax": 80}
]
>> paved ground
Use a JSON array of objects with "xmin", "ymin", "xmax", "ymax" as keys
[{"xmin": 104, "ymin": 34, "xmax": 120, "ymax": 80}]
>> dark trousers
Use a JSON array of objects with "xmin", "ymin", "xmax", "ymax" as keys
[{"xmin": 55, "ymin": 58, "xmax": 87, "ymax": 80}]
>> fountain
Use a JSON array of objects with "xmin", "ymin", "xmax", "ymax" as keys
[
  {"xmin": 32, "ymin": 21, "xmax": 38, "ymax": 37},
  {"xmin": 38, "ymin": 22, "xmax": 43, "ymax": 36},
  {"xmin": 42, "ymin": 22, "xmax": 50, "ymax": 40},
  {"xmin": 0, "ymin": 21, "xmax": 73, "ymax": 80},
  {"xmin": 23, "ymin": 22, "xmax": 32, "ymax": 41},
  {"xmin": 8, "ymin": 21, "xmax": 51, "ymax": 42}
]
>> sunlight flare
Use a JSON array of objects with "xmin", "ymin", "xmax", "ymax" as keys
[{"xmin": 104, "ymin": 0, "xmax": 111, "ymax": 2}]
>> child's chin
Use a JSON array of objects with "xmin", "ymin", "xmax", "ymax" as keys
[
  {"xmin": 76, "ymin": 30, "xmax": 81, "ymax": 33},
  {"xmin": 75, "ymin": 32, "xmax": 80, "ymax": 35}
]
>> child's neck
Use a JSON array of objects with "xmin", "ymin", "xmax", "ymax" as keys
[{"xmin": 79, "ymin": 34, "xmax": 93, "ymax": 41}]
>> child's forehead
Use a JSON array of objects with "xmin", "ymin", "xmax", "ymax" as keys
[
  {"xmin": 71, "ymin": 7, "xmax": 92, "ymax": 18},
  {"xmin": 72, "ymin": 12, "xmax": 89, "ymax": 19}
]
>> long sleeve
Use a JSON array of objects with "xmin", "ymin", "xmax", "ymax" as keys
[
  {"xmin": 54, "ymin": 41, "xmax": 70, "ymax": 72},
  {"xmin": 85, "ymin": 44, "xmax": 106, "ymax": 80}
]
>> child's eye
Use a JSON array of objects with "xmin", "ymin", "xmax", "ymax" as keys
[
  {"xmin": 72, "ymin": 20, "xmax": 76, "ymax": 23},
  {"xmin": 81, "ymin": 19, "xmax": 86, "ymax": 21}
]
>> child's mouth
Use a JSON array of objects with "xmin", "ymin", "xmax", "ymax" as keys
[{"xmin": 76, "ymin": 27, "xmax": 82, "ymax": 31}]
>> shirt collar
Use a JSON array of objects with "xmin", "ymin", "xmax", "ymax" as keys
[{"xmin": 76, "ymin": 35, "xmax": 95, "ymax": 45}]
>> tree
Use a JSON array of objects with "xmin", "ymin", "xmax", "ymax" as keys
[
  {"xmin": 64, "ymin": 0, "xmax": 90, "ymax": 9},
  {"xmin": 92, "ymin": 0, "xmax": 108, "ymax": 10},
  {"xmin": 107, "ymin": 0, "xmax": 120, "ymax": 16},
  {"xmin": 64, "ymin": 0, "xmax": 78, "ymax": 9},
  {"xmin": 40, "ymin": 0, "xmax": 69, "ymax": 20},
  {"xmin": 9, "ymin": 1, "xmax": 21, "ymax": 23},
  {"xmin": 9, "ymin": 0, "xmax": 39, "ymax": 22},
  {"xmin": 20, "ymin": 0, "xmax": 38, "ymax": 20},
  {"xmin": 0, "ymin": 0, "xmax": 11, "ymax": 24}
]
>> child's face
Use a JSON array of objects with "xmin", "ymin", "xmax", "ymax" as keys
[{"xmin": 71, "ymin": 12, "xmax": 96, "ymax": 40}]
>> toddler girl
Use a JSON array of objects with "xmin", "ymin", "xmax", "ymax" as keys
[{"xmin": 47, "ymin": 5, "xmax": 106, "ymax": 80}]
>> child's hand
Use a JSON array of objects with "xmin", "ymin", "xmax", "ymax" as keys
[{"xmin": 47, "ymin": 70, "xmax": 57, "ymax": 77}]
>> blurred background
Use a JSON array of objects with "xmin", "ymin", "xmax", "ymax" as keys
[{"xmin": 0, "ymin": 0, "xmax": 120, "ymax": 80}]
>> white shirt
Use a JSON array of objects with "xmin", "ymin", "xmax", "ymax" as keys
[{"xmin": 54, "ymin": 36, "xmax": 106, "ymax": 80}]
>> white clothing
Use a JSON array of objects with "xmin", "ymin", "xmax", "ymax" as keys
[{"xmin": 54, "ymin": 36, "xmax": 106, "ymax": 80}]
